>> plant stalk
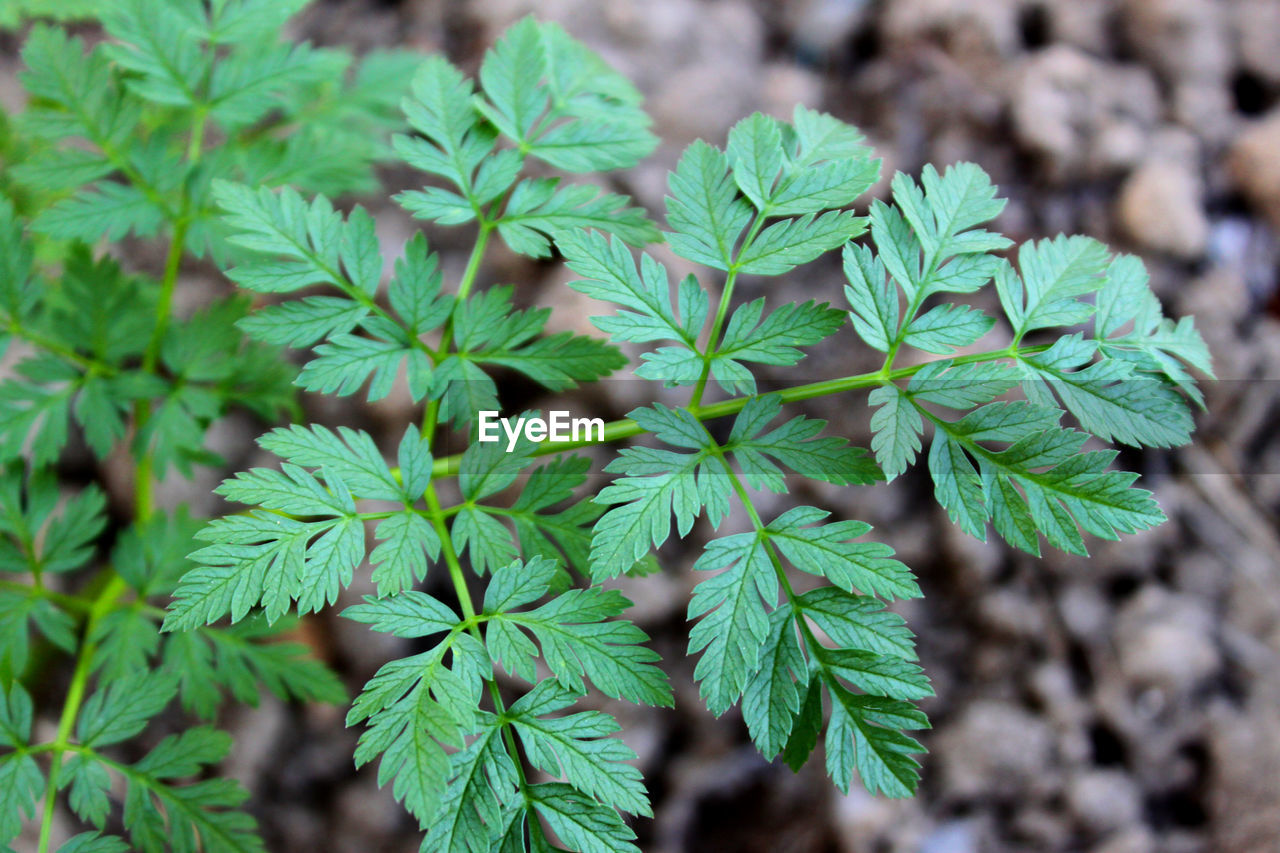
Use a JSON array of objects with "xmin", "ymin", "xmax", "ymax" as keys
[
  {"xmin": 689, "ymin": 212, "xmax": 769, "ymax": 407},
  {"xmin": 35, "ymin": 210, "xmax": 189, "ymax": 850},
  {"xmin": 423, "ymin": 482, "xmax": 542, "ymax": 841},
  {"xmin": 425, "ymin": 342, "xmax": 1045, "ymax": 479}
]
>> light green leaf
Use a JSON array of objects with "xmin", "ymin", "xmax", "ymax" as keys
[
  {"xmin": 734, "ymin": 209, "xmax": 866, "ymax": 276},
  {"xmin": 868, "ymin": 384, "xmax": 923, "ymax": 481},
  {"xmin": 665, "ymin": 141, "xmax": 752, "ymax": 271},
  {"xmin": 741, "ymin": 603, "xmax": 807, "ymax": 759},
  {"xmin": 688, "ymin": 531, "xmax": 775, "ymax": 715},
  {"xmin": 902, "ymin": 303, "xmax": 994, "ymax": 354},
  {"xmin": 509, "ymin": 681, "xmax": 650, "ymax": 816},
  {"xmin": 529, "ymin": 782, "xmax": 639, "ymax": 853},
  {"xmin": 767, "ymin": 506, "xmax": 920, "ymax": 600},
  {"xmin": 996, "ymin": 235, "xmax": 1111, "ymax": 338},
  {"xmin": 728, "ymin": 395, "xmax": 881, "ymax": 490}
]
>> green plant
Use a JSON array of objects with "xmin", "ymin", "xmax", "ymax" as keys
[
  {"xmin": 0, "ymin": 1, "xmax": 414, "ymax": 850},
  {"xmin": 0, "ymin": 6, "xmax": 1211, "ymax": 853}
]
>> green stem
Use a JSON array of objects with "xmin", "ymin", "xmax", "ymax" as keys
[
  {"xmin": 143, "ymin": 220, "xmax": 188, "ymax": 376},
  {"xmin": 34, "ymin": 576, "xmax": 127, "ymax": 853},
  {"xmin": 421, "ymin": 199, "xmax": 539, "ymax": 829},
  {"xmin": 423, "ymin": 483, "xmax": 542, "ymax": 840},
  {"xmin": 134, "ymin": 221, "xmax": 189, "ymax": 519},
  {"xmin": 425, "ymin": 342, "xmax": 1045, "ymax": 479},
  {"xmin": 186, "ymin": 108, "xmax": 209, "ymax": 165},
  {"xmin": 883, "ymin": 289, "xmax": 927, "ymax": 374},
  {"xmin": 26, "ymin": 80, "xmax": 225, "ymax": 845},
  {"xmin": 421, "ymin": 224, "xmax": 492, "ymax": 441},
  {"xmin": 882, "ymin": 241, "xmax": 949, "ymax": 372},
  {"xmin": 0, "ymin": 580, "xmax": 93, "ymax": 615},
  {"xmin": 4, "ymin": 321, "xmax": 114, "ymax": 376},
  {"xmin": 425, "ymin": 484, "xmax": 477, "ymax": 624},
  {"xmin": 36, "ymin": 210, "xmax": 192, "ymax": 848},
  {"xmin": 713, "ymin": 446, "xmax": 825, "ymax": 655},
  {"xmin": 418, "ymin": 213, "xmax": 543, "ymax": 828},
  {"xmin": 5, "ymin": 579, "xmax": 169, "ymax": 623},
  {"xmin": 454, "ymin": 223, "xmax": 492, "ymax": 308},
  {"xmin": 689, "ymin": 213, "xmax": 769, "ymax": 408}
]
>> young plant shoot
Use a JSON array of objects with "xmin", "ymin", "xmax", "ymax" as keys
[{"xmin": 0, "ymin": 5, "xmax": 1209, "ymax": 852}]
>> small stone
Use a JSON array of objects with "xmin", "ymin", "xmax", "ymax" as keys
[
  {"xmin": 1050, "ymin": 0, "xmax": 1113, "ymax": 53},
  {"xmin": 1012, "ymin": 46, "xmax": 1160, "ymax": 181},
  {"xmin": 940, "ymin": 517, "xmax": 1004, "ymax": 587},
  {"xmin": 1228, "ymin": 110, "xmax": 1280, "ymax": 232},
  {"xmin": 1090, "ymin": 827, "xmax": 1157, "ymax": 853},
  {"xmin": 1059, "ymin": 583, "xmax": 1112, "ymax": 640},
  {"xmin": 882, "ymin": 0, "xmax": 1022, "ymax": 59},
  {"xmin": 978, "ymin": 588, "xmax": 1044, "ymax": 638},
  {"xmin": 920, "ymin": 819, "xmax": 980, "ymax": 853},
  {"xmin": 644, "ymin": 0, "xmax": 763, "ymax": 143},
  {"xmin": 331, "ymin": 776, "xmax": 408, "ymax": 849},
  {"xmin": 831, "ymin": 785, "xmax": 918, "ymax": 847},
  {"xmin": 757, "ymin": 63, "xmax": 824, "ymax": 119},
  {"xmin": 1116, "ymin": 157, "xmax": 1209, "ymax": 259},
  {"xmin": 1013, "ymin": 808, "xmax": 1072, "ymax": 849},
  {"xmin": 1067, "ymin": 769, "xmax": 1143, "ymax": 833},
  {"xmin": 1171, "ymin": 81, "xmax": 1236, "ymax": 147},
  {"xmin": 1031, "ymin": 662, "xmax": 1086, "ymax": 726},
  {"xmin": 650, "ymin": 58, "xmax": 758, "ymax": 145},
  {"xmin": 607, "ymin": 569, "xmax": 686, "ymax": 626},
  {"xmin": 1115, "ymin": 586, "xmax": 1220, "ymax": 694},
  {"xmin": 1208, "ymin": 703, "xmax": 1280, "ymax": 850},
  {"xmin": 784, "ymin": 0, "xmax": 871, "ymax": 57},
  {"xmin": 936, "ymin": 701, "xmax": 1055, "ymax": 799},
  {"xmin": 1122, "ymin": 0, "xmax": 1230, "ymax": 87},
  {"xmin": 1231, "ymin": 0, "xmax": 1280, "ymax": 86}
]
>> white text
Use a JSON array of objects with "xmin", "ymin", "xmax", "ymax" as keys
[{"xmin": 477, "ymin": 411, "xmax": 605, "ymax": 452}]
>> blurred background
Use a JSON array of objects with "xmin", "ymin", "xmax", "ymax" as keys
[{"xmin": 10, "ymin": 0, "xmax": 1280, "ymax": 851}]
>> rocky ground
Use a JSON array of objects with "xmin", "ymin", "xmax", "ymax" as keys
[{"xmin": 15, "ymin": 0, "xmax": 1280, "ymax": 850}]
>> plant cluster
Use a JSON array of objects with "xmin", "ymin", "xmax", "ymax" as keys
[{"xmin": 0, "ymin": 4, "xmax": 1210, "ymax": 852}]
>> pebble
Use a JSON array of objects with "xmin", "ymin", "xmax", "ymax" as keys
[
  {"xmin": 1012, "ymin": 46, "xmax": 1160, "ymax": 181},
  {"xmin": 1068, "ymin": 769, "xmax": 1144, "ymax": 833},
  {"xmin": 1122, "ymin": 0, "xmax": 1230, "ymax": 87},
  {"xmin": 920, "ymin": 819, "xmax": 981, "ymax": 853},
  {"xmin": 1117, "ymin": 156, "xmax": 1209, "ymax": 259},
  {"xmin": 1090, "ymin": 827, "xmax": 1158, "ymax": 853},
  {"xmin": 1231, "ymin": 0, "xmax": 1280, "ymax": 86},
  {"xmin": 831, "ymin": 785, "xmax": 918, "ymax": 846},
  {"xmin": 1228, "ymin": 109, "xmax": 1280, "ymax": 232},
  {"xmin": 936, "ymin": 700, "xmax": 1056, "ymax": 798},
  {"xmin": 882, "ymin": 0, "xmax": 1024, "ymax": 59},
  {"xmin": 784, "ymin": 0, "xmax": 871, "ymax": 57},
  {"xmin": 1115, "ymin": 587, "xmax": 1221, "ymax": 694}
]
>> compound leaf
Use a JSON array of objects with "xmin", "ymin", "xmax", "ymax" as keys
[{"xmin": 687, "ymin": 531, "xmax": 775, "ymax": 716}]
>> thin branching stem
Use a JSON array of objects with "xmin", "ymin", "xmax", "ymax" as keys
[
  {"xmin": 416, "ymin": 215, "xmax": 546, "ymax": 842},
  {"xmin": 715, "ymin": 446, "xmax": 827, "ymax": 656},
  {"xmin": 689, "ymin": 211, "xmax": 770, "ymax": 407},
  {"xmin": 424, "ymin": 342, "xmax": 1047, "ymax": 479},
  {"xmin": 420, "ymin": 222, "xmax": 492, "ymax": 441},
  {"xmin": 3, "ymin": 322, "xmax": 114, "ymax": 375},
  {"xmin": 423, "ymin": 480, "xmax": 544, "ymax": 843},
  {"xmin": 35, "ymin": 188, "xmax": 191, "ymax": 850}
]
